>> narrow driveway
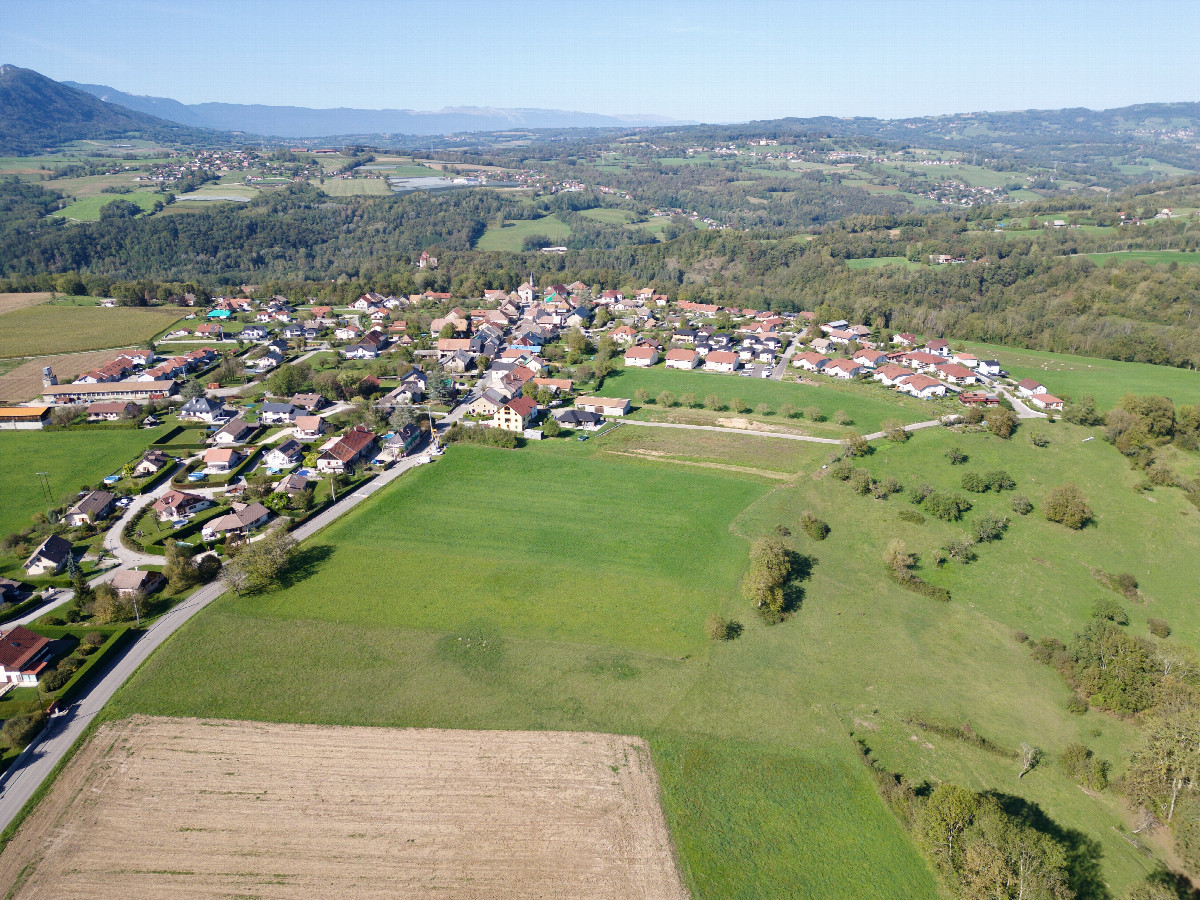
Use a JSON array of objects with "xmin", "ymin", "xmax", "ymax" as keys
[
  {"xmin": 0, "ymin": 438, "xmax": 436, "ymax": 832},
  {"xmin": 770, "ymin": 335, "xmax": 802, "ymax": 379},
  {"xmin": 996, "ymin": 386, "xmax": 1046, "ymax": 419}
]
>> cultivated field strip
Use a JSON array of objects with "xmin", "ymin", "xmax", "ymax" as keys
[{"xmin": 0, "ymin": 716, "xmax": 688, "ymax": 900}]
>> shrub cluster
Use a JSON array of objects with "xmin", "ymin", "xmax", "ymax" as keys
[
  {"xmin": 800, "ymin": 513, "xmax": 829, "ymax": 541},
  {"xmin": 960, "ymin": 469, "xmax": 1015, "ymax": 492},
  {"xmin": 1058, "ymin": 742, "xmax": 1109, "ymax": 791}
]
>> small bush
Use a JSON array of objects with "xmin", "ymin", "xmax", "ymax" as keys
[
  {"xmin": 1110, "ymin": 572, "xmax": 1138, "ymax": 598},
  {"xmin": 705, "ymin": 613, "xmax": 733, "ymax": 641},
  {"xmin": 731, "ymin": 397, "xmax": 749, "ymax": 414},
  {"xmin": 775, "ymin": 524, "xmax": 791, "ymax": 537},
  {"xmin": 898, "ymin": 509, "xmax": 925, "ymax": 525},
  {"xmin": 985, "ymin": 469, "xmax": 1015, "ymax": 491},
  {"xmin": 1044, "ymin": 483, "xmax": 1092, "ymax": 529},
  {"xmin": 1065, "ymin": 694, "xmax": 1089, "ymax": 715},
  {"xmin": 39, "ymin": 667, "xmax": 72, "ymax": 692},
  {"xmin": 851, "ymin": 469, "xmax": 875, "ymax": 495},
  {"xmin": 943, "ymin": 538, "xmax": 977, "ymax": 564},
  {"xmin": 961, "ymin": 471, "xmax": 989, "ymax": 493},
  {"xmin": 834, "ymin": 410, "xmax": 852, "ymax": 426},
  {"xmin": 657, "ymin": 390, "xmax": 677, "ymax": 408},
  {"xmin": 1092, "ymin": 597, "xmax": 1129, "ymax": 625},
  {"xmin": 800, "ymin": 513, "xmax": 829, "ymax": 541},
  {"xmin": 907, "ymin": 482, "xmax": 934, "ymax": 505},
  {"xmin": 1010, "ymin": 494, "xmax": 1033, "ymax": 515},
  {"xmin": 841, "ymin": 434, "xmax": 871, "ymax": 458},
  {"xmin": 882, "ymin": 419, "xmax": 909, "ymax": 443},
  {"xmin": 1029, "ymin": 431, "xmax": 1050, "ymax": 447},
  {"xmin": 944, "ymin": 446, "xmax": 967, "ymax": 465},
  {"xmin": 1148, "ymin": 618, "xmax": 1171, "ymax": 638},
  {"xmin": 805, "ymin": 405, "xmax": 824, "ymax": 422},
  {"xmin": 704, "ymin": 394, "xmax": 722, "ymax": 411},
  {"xmin": 973, "ymin": 513, "xmax": 1009, "ymax": 543},
  {"xmin": 1, "ymin": 711, "xmax": 46, "ymax": 749},
  {"xmin": 1059, "ymin": 742, "xmax": 1108, "ymax": 791},
  {"xmin": 925, "ymin": 491, "xmax": 972, "ymax": 522},
  {"xmin": 830, "ymin": 460, "xmax": 854, "ymax": 481},
  {"xmin": 1013, "ymin": 630, "xmax": 1029, "ymax": 643}
]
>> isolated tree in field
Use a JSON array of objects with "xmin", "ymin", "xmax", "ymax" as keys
[
  {"xmin": 944, "ymin": 445, "xmax": 967, "ymax": 465},
  {"xmin": 1043, "ymin": 483, "xmax": 1092, "ymax": 529},
  {"xmin": 680, "ymin": 392, "xmax": 698, "ymax": 409},
  {"xmin": 841, "ymin": 434, "xmax": 870, "ymax": 458},
  {"xmin": 732, "ymin": 397, "xmax": 748, "ymax": 414},
  {"xmin": 1018, "ymin": 743, "xmax": 1042, "ymax": 778},
  {"xmin": 705, "ymin": 613, "xmax": 733, "ymax": 641},
  {"xmin": 804, "ymin": 405, "xmax": 823, "ymax": 422},
  {"xmin": 657, "ymin": 390, "xmax": 676, "ymax": 408},
  {"xmin": 779, "ymin": 403, "xmax": 797, "ymax": 419},
  {"xmin": 742, "ymin": 536, "xmax": 793, "ymax": 623},
  {"xmin": 882, "ymin": 419, "xmax": 908, "ymax": 442},
  {"xmin": 635, "ymin": 388, "xmax": 650, "ymax": 404},
  {"xmin": 985, "ymin": 407, "xmax": 1018, "ymax": 438},
  {"xmin": 704, "ymin": 394, "xmax": 722, "ymax": 411}
]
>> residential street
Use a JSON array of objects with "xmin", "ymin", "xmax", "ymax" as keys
[
  {"xmin": 770, "ymin": 334, "xmax": 802, "ymax": 379},
  {"xmin": 0, "ymin": 437, "xmax": 435, "ymax": 834}
]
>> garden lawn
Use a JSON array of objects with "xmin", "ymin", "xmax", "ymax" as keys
[
  {"xmin": 475, "ymin": 214, "xmax": 571, "ymax": 251},
  {"xmin": 0, "ymin": 306, "xmax": 187, "ymax": 359},
  {"xmin": 600, "ymin": 365, "xmax": 934, "ymax": 436},
  {"xmin": 962, "ymin": 340, "xmax": 1200, "ymax": 410},
  {"xmin": 0, "ymin": 427, "xmax": 168, "ymax": 537}
]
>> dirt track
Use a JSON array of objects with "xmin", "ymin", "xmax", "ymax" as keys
[{"xmin": 0, "ymin": 716, "xmax": 689, "ymax": 899}]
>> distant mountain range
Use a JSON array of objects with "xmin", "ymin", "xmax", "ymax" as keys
[
  {"xmin": 63, "ymin": 80, "xmax": 692, "ymax": 138},
  {"xmin": 0, "ymin": 65, "xmax": 217, "ymax": 154}
]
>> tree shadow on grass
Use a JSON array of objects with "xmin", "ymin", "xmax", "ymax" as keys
[
  {"xmin": 782, "ymin": 551, "xmax": 816, "ymax": 616},
  {"xmin": 985, "ymin": 792, "xmax": 1108, "ymax": 900},
  {"xmin": 273, "ymin": 544, "xmax": 335, "ymax": 590}
]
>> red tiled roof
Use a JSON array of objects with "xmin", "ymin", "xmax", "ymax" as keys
[{"xmin": 0, "ymin": 626, "xmax": 49, "ymax": 671}]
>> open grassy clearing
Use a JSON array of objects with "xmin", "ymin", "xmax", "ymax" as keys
[
  {"xmin": 318, "ymin": 177, "xmax": 393, "ymax": 196},
  {"xmin": 845, "ymin": 256, "xmax": 922, "ymax": 271},
  {"xmin": 1081, "ymin": 249, "xmax": 1200, "ymax": 266},
  {"xmin": 0, "ymin": 292, "xmax": 55, "ymax": 315},
  {"xmin": 49, "ymin": 191, "xmax": 160, "ymax": 221},
  {"xmin": 0, "ymin": 426, "xmax": 168, "ymax": 538},
  {"xmin": 600, "ymin": 365, "xmax": 935, "ymax": 436},
  {"xmin": 0, "ymin": 305, "xmax": 186, "ymax": 359},
  {"xmin": 109, "ymin": 441, "xmax": 939, "ymax": 899},
  {"xmin": 962, "ymin": 340, "xmax": 1200, "ymax": 409},
  {"xmin": 0, "ymin": 348, "xmax": 149, "ymax": 403},
  {"xmin": 475, "ymin": 214, "xmax": 572, "ymax": 251},
  {"xmin": 579, "ymin": 207, "xmax": 635, "ymax": 224},
  {"xmin": 0, "ymin": 716, "xmax": 686, "ymax": 900}
]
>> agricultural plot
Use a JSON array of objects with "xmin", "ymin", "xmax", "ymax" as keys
[
  {"xmin": 0, "ymin": 293, "xmax": 54, "ymax": 315},
  {"xmin": 475, "ymin": 214, "xmax": 572, "ymax": 251},
  {"xmin": 579, "ymin": 207, "xmax": 636, "ymax": 224},
  {"xmin": 110, "ymin": 442, "xmax": 939, "ymax": 899},
  {"xmin": 600, "ymin": 365, "xmax": 933, "ymax": 436},
  {"xmin": 962, "ymin": 340, "xmax": 1200, "ymax": 409},
  {"xmin": 50, "ymin": 191, "xmax": 160, "ymax": 221},
  {"xmin": 318, "ymin": 178, "xmax": 393, "ymax": 196},
  {"xmin": 0, "ymin": 348, "xmax": 146, "ymax": 403},
  {"xmin": 0, "ymin": 305, "xmax": 186, "ymax": 359},
  {"xmin": 0, "ymin": 716, "xmax": 687, "ymax": 900},
  {"xmin": 0, "ymin": 427, "xmax": 167, "ymax": 539}
]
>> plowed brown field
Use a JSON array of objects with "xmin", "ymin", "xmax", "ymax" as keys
[{"xmin": 0, "ymin": 716, "xmax": 688, "ymax": 900}]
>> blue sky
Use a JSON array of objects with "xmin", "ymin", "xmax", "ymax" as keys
[{"xmin": 3, "ymin": 0, "xmax": 1196, "ymax": 121}]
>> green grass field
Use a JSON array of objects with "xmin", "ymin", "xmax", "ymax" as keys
[
  {"xmin": 578, "ymin": 207, "xmax": 635, "ymax": 224},
  {"xmin": 0, "ymin": 305, "xmax": 187, "ymax": 359},
  {"xmin": 475, "ymin": 214, "xmax": 572, "ymax": 251},
  {"xmin": 599, "ymin": 365, "xmax": 935, "ymax": 436},
  {"xmin": 846, "ymin": 256, "xmax": 923, "ymax": 271},
  {"xmin": 49, "ymin": 191, "xmax": 160, "ymax": 221},
  {"xmin": 109, "ymin": 441, "xmax": 940, "ymax": 898},
  {"xmin": 0, "ymin": 427, "xmax": 167, "ymax": 538},
  {"xmin": 318, "ymin": 178, "xmax": 393, "ymax": 196},
  {"xmin": 1081, "ymin": 250, "xmax": 1200, "ymax": 266},
  {"xmin": 962, "ymin": 340, "xmax": 1200, "ymax": 410}
]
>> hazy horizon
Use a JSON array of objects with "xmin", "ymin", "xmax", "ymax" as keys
[{"xmin": 2, "ymin": 0, "xmax": 1197, "ymax": 122}]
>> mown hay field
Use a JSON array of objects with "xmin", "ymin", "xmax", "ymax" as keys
[{"xmin": 0, "ymin": 305, "xmax": 186, "ymax": 359}]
